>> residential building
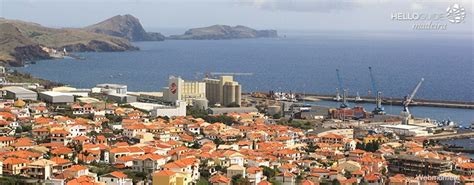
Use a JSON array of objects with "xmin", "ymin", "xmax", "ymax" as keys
[
  {"xmin": 386, "ymin": 154, "xmax": 452, "ymax": 176},
  {"xmin": 99, "ymin": 171, "xmax": 133, "ymax": 185},
  {"xmin": 27, "ymin": 159, "xmax": 55, "ymax": 180}
]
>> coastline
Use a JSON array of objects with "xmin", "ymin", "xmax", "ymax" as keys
[{"xmin": 3, "ymin": 69, "xmax": 64, "ymax": 89}]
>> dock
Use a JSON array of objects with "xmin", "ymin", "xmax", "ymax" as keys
[
  {"xmin": 301, "ymin": 94, "xmax": 474, "ymax": 109},
  {"xmin": 409, "ymin": 131, "xmax": 474, "ymax": 141}
]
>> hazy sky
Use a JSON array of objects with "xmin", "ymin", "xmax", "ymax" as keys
[{"xmin": 0, "ymin": 0, "xmax": 472, "ymax": 34}]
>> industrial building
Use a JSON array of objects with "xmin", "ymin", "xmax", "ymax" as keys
[
  {"xmin": 386, "ymin": 154, "xmax": 452, "ymax": 176},
  {"xmin": 130, "ymin": 101, "xmax": 187, "ymax": 117},
  {"xmin": 96, "ymin": 84, "xmax": 128, "ymax": 95},
  {"xmin": 38, "ymin": 91, "xmax": 74, "ymax": 104},
  {"xmin": 162, "ymin": 76, "xmax": 206, "ymax": 106},
  {"xmin": 209, "ymin": 107, "xmax": 258, "ymax": 115},
  {"xmin": 107, "ymin": 94, "xmax": 137, "ymax": 104},
  {"xmin": 2, "ymin": 86, "xmax": 37, "ymax": 100},
  {"xmin": 204, "ymin": 76, "xmax": 241, "ymax": 107},
  {"xmin": 51, "ymin": 86, "xmax": 90, "ymax": 97},
  {"xmin": 150, "ymin": 100, "xmax": 187, "ymax": 117},
  {"xmin": 380, "ymin": 124, "xmax": 431, "ymax": 137}
]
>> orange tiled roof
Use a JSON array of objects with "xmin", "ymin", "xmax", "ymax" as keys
[
  {"xmin": 109, "ymin": 171, "xmax": 128, "ymax": 178},
  {"xmin": 321, "ymin": 133, "xmax": 344, "ymax": 139},
  {"xmin": 247, "ymin": 166, "xmax": 263, "ymax": 174},
  {"xmin": 66, "ymin": 175, "xmax": 97, "ymax": 185},
  {"xmin": 459, "ymin": 162, "xmax": 474, "ymax": 169},
  {"xmin": 258, "ymin": 180, "xmax": 272, "ymax": 185},
  {"xmin": 153, "ymin": 170, "xmax": 176, "ymax": 176},
  {"xmin": 65, "ymin": 165, "xmax": 88, "ymax": 172},
  {"xmin": 51, "ymin": 157, "xmax": 72, "ymax": 165},
  {"xmin": 0, "ymin": 136, "xmax": 15, "ymax": 141},
  {"xmin": 3, "ymin": 157, "xmax": 30, "ymax": 165},
  {"xmin": 301, "ymin": 180, "xmax": 315, "ymax": 185},
  {"xmin": 209, "ymin": 174, "xmax": 231, "ymax": 183},
  {"xmin": 51, "ymin": 147, "xmax": 73, "ymax": 155}
]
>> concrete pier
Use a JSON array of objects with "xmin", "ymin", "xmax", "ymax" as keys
[{"xmin": 301, "ymin": 94, "xmax": 474, "ymax": 109}]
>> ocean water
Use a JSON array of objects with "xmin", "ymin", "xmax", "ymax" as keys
[{"xmin": 17, "ymin": 31, "xmax": 473, "ymax": 124}]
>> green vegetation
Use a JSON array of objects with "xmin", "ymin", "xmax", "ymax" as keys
[
  {"xmin": 305, "ymin": 142, "xmax": 319, "ymax": 153},
  {"xmin": 231, "ymin": 174, "xmax": 251, "ymax": 185},
  {"xmin": 0, "ymin": 176, "xmax": 24, "ymax": 185},
  {"xmin": 6, "ymin": 70, "xmax": 63, "ymax": 88},
  {"xmin": 278, "ymin": 119, "xmax": 314, "ymax": 130},
  {"xmin": 89, "ymin": 162, "xmax": 118, "ymax": 176},
  {"xmin": 123, "ymin": 170, "xmax": 148, "ymax": 183},
  {"xmin": 272, "ymin": 113, "xmax": 281, "ymax": 119},
  {"xmin": 187, "ymin": 107, "xmax": 236, "ymax": 126},
  {"xmin": 356, "ymin": 141, "xmax": 381, "ymax": 152},
  {"xmin": 196, "ymin": 177, "xmax": 210, "ymax": 185},
  {"xmin": 269, "ymin": 179, "xmax": 283, "ymax": 185},
  {"xmin": 260, "ymin": 166, "xmax": 280, "ymax": 179}
]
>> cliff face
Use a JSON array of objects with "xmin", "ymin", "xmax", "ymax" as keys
[
  {"xmin": 169, "ymin": 25, "xmax": 278, "ymax": 40},
  {"xmin": 10, "ymin": 45, "xmax": 52, "ymax": 66},
  {"xmin": 0, "ymin": 23, "xmax": 50, "ymax": 66},
  {"xmin": 85, "ymin": 14, "xmax": 165, "ymax": 41}
]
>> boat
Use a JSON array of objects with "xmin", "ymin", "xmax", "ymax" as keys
[
  {"xmin": 354, "ymin": 92, "xmax": 363, "ymax": 102},
  {"xmin": 333, "ymin": 88, "xmax": 342, "ymax": 101}
]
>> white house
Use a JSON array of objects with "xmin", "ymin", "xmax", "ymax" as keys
[{"xmin": 99, "ymin": 171, "xmax": 133, "ymax": 185}]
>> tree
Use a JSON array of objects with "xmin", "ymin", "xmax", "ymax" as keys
[
  {"xmin": 269, "ymin": 179, "xmax": 283, "ymax": 185},
  {"xmin": 190, "ymin": 141, "xmax": 202, "ymax": 149},
  {"xmin": 305, "ymin": 142, "xmax": 318, "ymax": 153},
  {"xmin": 261, "ymin": 166, "xmax": 278, "ymax": 179},
  {"xmin": 124, "ymin": 170, "xmax": 148, "ymax": 183},
  {"xmin": 356, "ymin": 142, "xmax": 365, "ymax": 150},
  {"xmin": 87, "ymin": 131, "xmax": 98, "ymax": 137},
  {"xmin": 213, "ymin": 138, "xmax": 224, "ymax": 146},
  {"xmin": 197, "ymin": 177, "xmax": 209, "ymax": 185},
  {"xmin": 273, "ymin": 114, "xmax": 281, "ymax": 119},
  {"xmin": 15, "ymin": 127, "xmax": 22, "ymax": 134},
  {"xmin": 232, "ymin": 174, "xmax": 251, "ymax": 185}
]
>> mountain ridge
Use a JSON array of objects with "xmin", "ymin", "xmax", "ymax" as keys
[{"xmin": 84, "ymin": 14, "xmax": 165, "ymax": 41}]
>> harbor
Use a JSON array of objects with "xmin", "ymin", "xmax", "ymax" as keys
[{"xmin": 301, "ymin": 94, "xmax": 474, "ymax": 109}]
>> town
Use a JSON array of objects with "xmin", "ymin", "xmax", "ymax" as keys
[{"xmin": 0, "ymin": 67, "xmax": 471, "ymax": 185}]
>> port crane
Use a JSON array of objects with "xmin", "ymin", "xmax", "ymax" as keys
[
  {"xmin": 401, "ymin": 78, "xmax": 424, "ymax": 124},
  {"xmin": 368, "ymin": 67, "xmax": 385, "ymax": 115},
  {"xmin": 336, "ymin": 69, "xmax": 348, "ymax": 108}
]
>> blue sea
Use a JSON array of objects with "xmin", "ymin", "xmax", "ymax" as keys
[{"xmin": 17, "ymin": 31, "xmax": 473, "ymax": 125}]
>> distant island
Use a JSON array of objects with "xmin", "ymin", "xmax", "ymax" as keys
[{"xmin": 169, "ymin": 25, "xmax": 278, "ymax": 40}]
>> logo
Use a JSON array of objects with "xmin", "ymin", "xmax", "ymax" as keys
[
  {"xmin": 390, "ymin": 3, "xmax": 466, "ymax": 30},
  {"xmin": 446, "ymin": 3, "xmax": 466, "ymax": 23},
  {"xmin": 170, "ymin": 83, "xmax": 177, "ymax": 94}
]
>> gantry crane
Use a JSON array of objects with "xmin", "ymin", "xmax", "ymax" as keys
[
  {"xmin": 368, "ymin": 67, "xmax": 385, "ymax": 115},
  {"xmin": 401, "ymin": 78, "xmax": 424, "ymax": 124}
]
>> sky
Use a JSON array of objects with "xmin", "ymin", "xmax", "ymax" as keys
[{"xmin": 0, "ymin": 0, "xmax": 472, "ymax": 34}]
